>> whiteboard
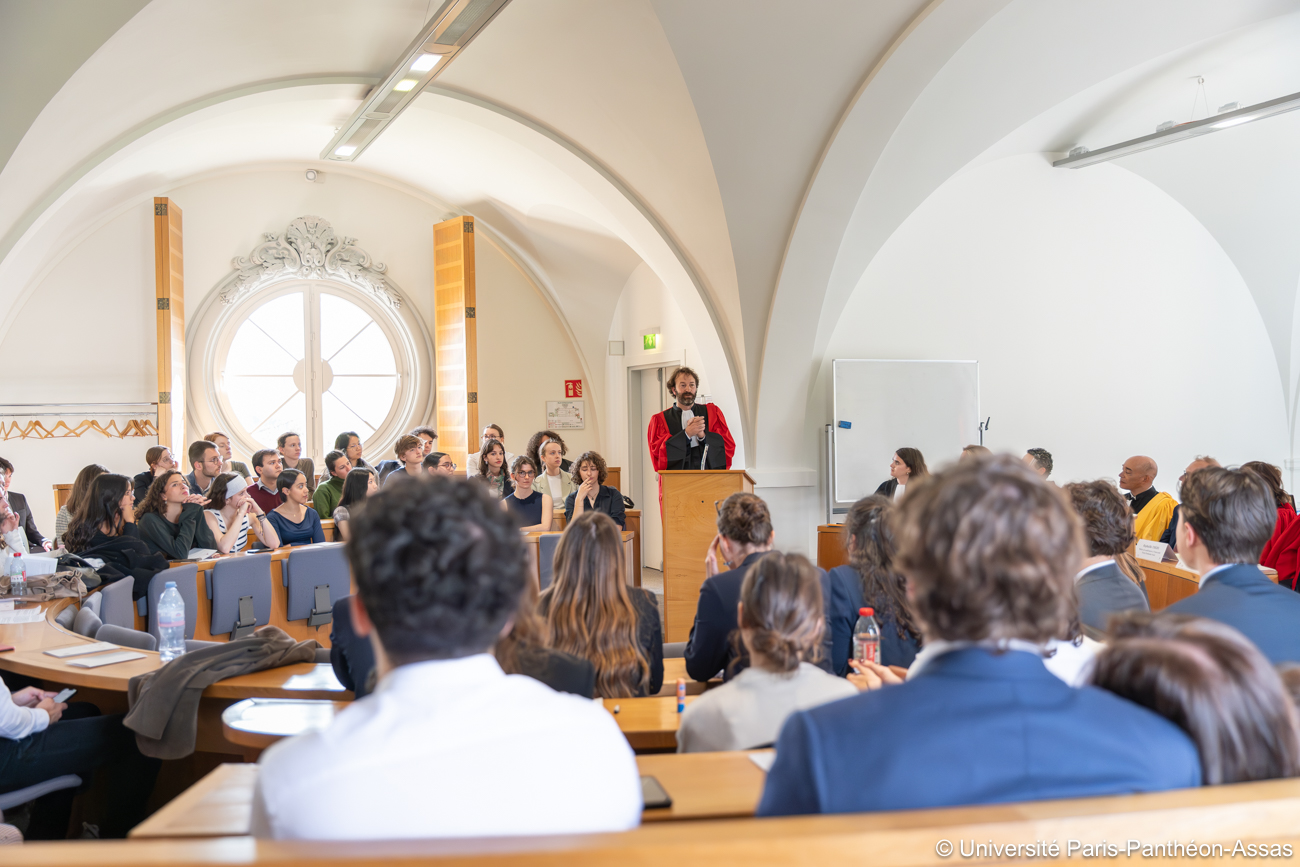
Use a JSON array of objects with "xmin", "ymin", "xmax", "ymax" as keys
[{"xmin": 832, "ymin": 359, "xmax": 980, "ymax": 503}]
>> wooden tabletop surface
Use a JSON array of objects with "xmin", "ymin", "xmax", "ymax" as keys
[{"xmin": 130, "ymin": 749, "xmax": 771, "ymax": 839}]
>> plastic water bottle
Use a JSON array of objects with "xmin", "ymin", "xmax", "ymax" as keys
[
  {"xmin": 853, "ymin": 607, "xmax": 881, "ymax": 665},
  {"xmin": 157, "ymin": 581, "xmax": 187, "ymax": 663},
  {"xmin": 7, "ymin": 552, "xmax": 26, "ymax": 597}
]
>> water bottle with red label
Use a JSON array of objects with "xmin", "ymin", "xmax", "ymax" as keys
[{"xmin": 853, "ymin": 607, "xmax": 881, "ymax": 664}]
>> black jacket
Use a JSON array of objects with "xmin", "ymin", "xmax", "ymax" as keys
[
  {"xmin": 132, "ymin": 471, "xmax": 155, "ymax": 505},
  {"xmin": 75, "ymin": 522, "xmax": 170, "ymax": 600},
  {"xmin": 874, "ymin": 478, "xmax": 899, "ymax": 498},
  {"xmin": 563, "ymin": 485, "xmax": 626, "ymax": 529},
  {"xmin": 6, "ymin": 492, "xmax": 46, "ymax": 550}
]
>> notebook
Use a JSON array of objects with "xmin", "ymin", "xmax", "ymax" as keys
[
  {"xmin": 45, "ymin": 642, "xmax": 119, "ymax": 658},
  {"xmin": 66, "ymin": 651, "xmax": 146, "ymax": 668}
]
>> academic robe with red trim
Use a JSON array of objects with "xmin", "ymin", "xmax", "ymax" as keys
[{"xmin": 647, "ymin": 402, "xmax": 735, "ymax": 506}]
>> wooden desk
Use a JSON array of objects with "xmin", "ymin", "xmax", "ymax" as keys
[
  {"xmin": 131, "ymin": 749, "xmax": 770, "ymax": 839},
  {"xmin": 658, "ymin": 657, "xmax": 712, "ymax": 696},
  {"xmin": 625, "ymin": 509, "xmax": 641, "ymax": 586},
  {"xmin": 522, "ymin": 530, "xmax": 635, "ymax": 590},
  {"xmin": 221, "ymin": 698, "xmax": 349, "ymax": 752},
  {"xmin": 817, "ymin": 523, "xmax": 847, "ymax": 570},
  {"xmin": 604, "ymin": 694, "xmax": 695, "ymax": 750},
  {"xmin": 25, "ymin": 776, "xmax": 1300, "ymax": 866}
]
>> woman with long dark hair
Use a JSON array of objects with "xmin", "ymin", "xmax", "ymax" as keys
[
  {"xmin": 826, "ymin": 495, "xmax": 921, "ymax": 672},
  {"xmin": 875, "ymin": 447, "xmax": 926, "ymax": 500},
  {"xmin": 333, "ymin": 468, "xmax": 377, "ymax": 542},
  {"xmin": 136, "ymin": 470, "xmax": 219, "ymax": 559},
  {"xmin": 539, "ymin": 511, "xmax": 662, "ymax": 697},
  {"xmin": 475, "ymin": 440, "xmax": 512, "ymax": 500},
  {"xmin": 267, "ymin": 468, "xmax": 325, "ymax": 546},
  {"xmin": 64, "ymin": 473, "xmax": 169, "ymax": 598},
  {"xmin": 55, "ymin": 463, "xmax": 107, "ymax": 548}
]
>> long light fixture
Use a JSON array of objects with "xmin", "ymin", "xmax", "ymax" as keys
[
  {"xmin": 321, "ymin": 0, "xmax": 511, "ymax": 162},
  {"xmin": 1053, "ymin": 88, "xmax": 1300, "ymax": 169}
]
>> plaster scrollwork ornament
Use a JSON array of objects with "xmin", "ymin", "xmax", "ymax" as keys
[{"xmin": 217, "ymin": 216, "xmax": 402, "ymax": 308}]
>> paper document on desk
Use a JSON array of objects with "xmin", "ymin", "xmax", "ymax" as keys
[
  {"xmin": 22, "ymin": 555, "xmax": 60, "ymax": 577},
  {"xmin": 0, "ymin": 608, "xmax": 45, "ymax": 624},
  {"xmin": 188, "ymin": 548, "xmax": 218, "ymax": 559},
  {"xmin": 66, "ymin": 651, "xmax": 146, "ymax": 668},
  {"xmin": 749, "ymin": 751, "xmax": 776, "ymax": 772},
  {"xmin": 45, "ymin": 641, "xmax": 119, "ymax": 658}
]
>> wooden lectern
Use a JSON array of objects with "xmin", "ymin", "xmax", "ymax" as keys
[{"xmin": 659, "ymin": 469, "xmax": 755, "ymax": 643}]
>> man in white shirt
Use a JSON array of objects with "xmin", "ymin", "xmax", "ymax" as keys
[
  {"xmin": 465, "ymin": 423, "xmax": 516, "ymax": 477},
  {"xmin": 251, "ymin": 476, "xmax": 642, "ymax": 840}
]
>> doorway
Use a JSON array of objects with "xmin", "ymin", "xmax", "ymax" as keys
[{"xmin": 627, "ymin": 363, "xmax": 677, "ymax": 572}]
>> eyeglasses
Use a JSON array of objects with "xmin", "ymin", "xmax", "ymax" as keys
[
  {"xmin": 440, "ymin": 461, "xmax": 457, "ymax": 470},
  {"xmin": 515, "ymin": 469, "xmax": 536, "ymax": 478}
]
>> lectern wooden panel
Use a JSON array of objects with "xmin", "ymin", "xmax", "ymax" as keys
[{"xmin": 660, "ymin": 470, "xmax": 754, "ymax": 642}]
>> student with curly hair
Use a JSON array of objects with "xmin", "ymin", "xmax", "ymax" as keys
[
  {"xmin": 678, "ymin": 552, "xmax": 855, "ymax": 752},
  {"xmin": 136, "ymin": 470, "xmax": 219, "ymax": 559},
  {"xmin": 564, "ymin": 450, "xmax": 625, "ymax": 528}
]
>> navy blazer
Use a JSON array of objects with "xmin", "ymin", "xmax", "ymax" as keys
[
  {"xmin": 1076, "ymin": 560, "xmax": 1150, "ymax": 632},
  {"xmin": 1165, "ymin": 563, "xmax": 1300, "ymax": 664},
  {"xmin": 874, "ymin": 478, "xmax": 898, "ymax": 498},
  {"xmin": 684, "ymin": 551, "xmax": 835, "ymax": 683},
  {"xmin": 563, "ymin": 485, "xmax": 626, "ymax": 529},
  {"xmin": 758, "ymin": 647, "xmax": 1201, "ymax": 816},
  {"xmin": 826, "ymin": 565, "xmax": 921, "ymax": 673},
  {"xmin": 1159, "ymin": 504, "xmax": 1182, "ymax": 549}
]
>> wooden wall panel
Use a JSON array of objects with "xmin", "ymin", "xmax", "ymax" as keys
[
  {"xmin": 153, "ymin": 198, "xmax": 185, "ymax": 450},
  {"xmin": 433, "ymin": 216, "xmax": 478, "ymax": 469}
]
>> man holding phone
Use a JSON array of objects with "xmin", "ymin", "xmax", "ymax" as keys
[{"xmin": 0, "ymin": 679, "xmax": 158, "ymax": 838}]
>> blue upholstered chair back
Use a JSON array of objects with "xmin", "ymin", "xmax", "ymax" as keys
[
  {"xmin": 97, "ymin": 576, "xmax": 135, "ymax": 629},
  {"xmin": 141, "ymin": 563, "xmax": 199, "ymax": 642},
  {"xmin": 537, "ymin": 533, "xmax": 563, "ymax": 591},
  {"xmin": 208, "ymin": 553, "xmax": 273, "ymax": 637},
  {"xmin": 282, "ymin": 543, "xmax": 350, "ymax": 621}
]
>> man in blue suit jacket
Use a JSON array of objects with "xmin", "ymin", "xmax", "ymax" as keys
[
  {"xmin": 758, "ymin": 457, "xmax": 1201, "ymax": 817},
  {"xmin": 1164, "ymin": 466, "xmax": 1300, "ymax": 664}
]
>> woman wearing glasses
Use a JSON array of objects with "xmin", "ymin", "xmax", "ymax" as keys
[
  {"xmin": 504, "ymin": 456, "xmax": 552, "ymax": 531},
  {"xmin": 422, "ymin": 452, "xmax": 457, "ymax": 474}
]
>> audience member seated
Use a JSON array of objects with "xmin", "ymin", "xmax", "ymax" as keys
[
  {"xmin": 0, "ymin": 457, "xmax": 49, "ymax": 551},
  {"xmin": 277, "ymin": 431, "xmax": 316, "ymax": 494},
  {"xmin": 678, "ymin": 552, "xmax": 856, "ymax": 753},
  {"xmin": 685, "ymin": 492, "xmax": 774, "ymax": 682},
  {"xmin": 55, "ymin": 463, "xmax": 107, "ymax": 549},
  {"xmin": 533, "ymin": 437, "xmax": 575, "ymax": 506},
  {"xmin": 184, "ymin": 440, "xmax": 222, "ymax": 496},
  {"xmin": 475, "ymin": 440, "xmax": 512, "ymax": 500},
  {"xmin": 205, "ymin": 430, "xmax": 251, "ymax": 479},
  {"xmin": 505, "ymin": 457, "xmax": 552, "ymax": 531},
  {"xmin": 875, "ymin": 447, "xmax": 926, "ymax": 500},
  {"xmin": 311, "ymin": 450, "xmax": 351, "ymax": 519},
  {"xmin": 1023, "ymin": 447, "xmax": 1053, "ymax": 481},
  {"xmin": 0, "ymin": 679, "xmax": 158, "ymax": 838},
  {"xmin": 251, "ymin": 476, "xmax": 640, "ymax": 839},
  {"xmin": 132, "ymin": 445, "xmax": 174, "ymax": 504},
  {"xmin": 334, "ymin": 430, "xmax": 370, "ymax": 471},
  {"xmin": 333, "ymin": 468, "xmax": 377, "ymax": 542},
  {"xmin": 1093, "ymin": 613, "xmax": 1300, "ymax": 784},
  {"xmin": 381, "ymin": 435, "xmax": 425, "ymax": 486},
  {"xmin": 412, "ymin": 425, "xmax": 438, "ymax": 457},
  {"xmin": 204, "ymin": 473, "xmax": 278, "ymax": 554},
  {"xmin": 564, "ymin": 450, "xmax": 625, "ymax": 529},
  {"xmin": 64, "ymin": 474, "xmax": 169, "ymax": 599},
  {"xmin": 1165, "ymin": 466, "xmax": 1300, "ymax": 663},
  {"xmin": 526, "ymin": 429, "xmax": 574, "ymax": 477},
  {"xmin": 1160, "ymin": 456, "xmax": 1220, "ymax": 550},
  {"xmin": 539, "ymin": 511, "xmax": 663, "ymax": 697},
  {"xmin": 248, "ymin": 449, "xmax": 284, "ymax": 514},
  {"xmin": 465, "ymin": 423, "xmax": 515, "ymax": 477},
  {"xmin": 266, "ymin": 469, "xmax": 325, "ymax": 547},
  {"xmin": 960, "ymin": 444, "xmax": 990, "ymax": 460},
  {"xmin": 1064, "ymin": 480, "xmax": 1150, "ymax": 631},
  {"xmin": 1121, "ymin": 455, "xmax": 1177, "ymax": 542},
  {"xmin": 1246, "ymin": 461, "xmax": 1298, "ymax": 578},
  {"xmin": 758, "ymin": 455, "xmax": 1201, "ymax": 817},
  {"xmin": 826, "ymin": 496, "xmax": 921, "ymax": 673},
  {"xmin": 0, "ymin": 499, "xmax": 28, "ymax": 555},
  {"xmin": 422, "ymin": 451, "xmax": 456, "ymax": 475},
  {"xmin": 136, "ymin": 470, "xmax": 219, "ymax": 559}
]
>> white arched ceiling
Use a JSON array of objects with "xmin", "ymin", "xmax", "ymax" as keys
[{"xmin": 758, "ymin": 0, "xmax": 1300, "ymax": 473}]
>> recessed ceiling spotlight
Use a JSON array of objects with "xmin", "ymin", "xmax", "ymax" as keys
[
  {"xmin": 334, "ymin": 145, "xmax": 356, "ymax": 157},
  {"xmin": 305, "ymin": 170, "xmax": 318, "ymax": 181},
  {"xmin": 411, "ymin": 53, "xmax": 441, "ymax": 72},
  {"xmin": 393, "ymin": 79, "xmax": 418, "ymax": 92}
]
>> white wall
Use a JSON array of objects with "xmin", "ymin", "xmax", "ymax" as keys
[
  {"xmin": 812, "ymin": 154, "xmax": 1286, "ymax": 510},
  {"xmin": 0, "ymin": 167, "xmax": 602, "ymax": 538}
]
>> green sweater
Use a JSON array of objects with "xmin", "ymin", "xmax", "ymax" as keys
[
  {"xmin": 312, "ymin": 476, "xmax": 345, "ymax": 519},
  {"xmin": 138, "ymin": 504, "xmax": 218, "ymax": 560}
]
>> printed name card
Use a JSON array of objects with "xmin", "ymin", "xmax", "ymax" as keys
[{"xmin": 1135, "ymin": 540, "xmax": 1169, "ymax": 563}]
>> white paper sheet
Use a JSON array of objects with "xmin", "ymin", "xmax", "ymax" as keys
[
  {"xmin": 66, "ymin": 651, "xmax": 146, "ymax": 668},
  {"xmin": 45, "ymin": 641, "xmax": 120, "ymax": 658},
  {"xmin": 0, "ymin": 608, "xmax": 46, "ymax": 624}
]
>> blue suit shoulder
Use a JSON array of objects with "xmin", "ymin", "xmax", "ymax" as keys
[{"xmin": 1166, "ymin": 564, "xmax": 1300, "ymax": 664}]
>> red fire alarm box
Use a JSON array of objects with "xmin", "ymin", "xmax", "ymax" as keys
[{"xmin": 565, "ymin": 379, "xmax": 583, "ymax": 398}]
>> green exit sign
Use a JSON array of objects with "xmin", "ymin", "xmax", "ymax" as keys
[{"xmin": 643, "ymin": 333, "xmax": 659, "ymax": 350}]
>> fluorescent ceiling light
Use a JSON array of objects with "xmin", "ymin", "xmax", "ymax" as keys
[
  {"xmin": 1054, "ymin": 88, "xmax": 1300, "ymax": 169},
  {"xmin": 411, "ymin": 53, "xmax": 441, "ymax": 72},
  {"xmin": 321, "ymin": 0, "xmax": 511, "ymax": 162}
]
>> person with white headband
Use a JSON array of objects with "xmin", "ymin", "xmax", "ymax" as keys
[{"xmin": 204, "ymin": 472, "xmax": 279, "ymax": 554}]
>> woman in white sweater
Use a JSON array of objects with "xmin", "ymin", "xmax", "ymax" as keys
[{"xmin": 677, "ymin": 552, "xmax": 857, "ymax": 752}]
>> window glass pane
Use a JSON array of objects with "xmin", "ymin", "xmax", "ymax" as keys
[
  {"xmin": 246, "ymin": 293, "xmax": 305, "ymax": 362},
  {"xmin": 329, "ymin": 321, "xmax": 398, "ymax": 375},
  {"xmin": 237, "ymin": 386, "xmax": 307, "ymax": 451},
  {"xmin": 226, "ymin": 319, "xmax": 299, "ymax": 376},
  {"xmin": 319, "ymin": 294, "xmax": 372, "ymax": 362},
  {"xmin": 322, "ymin": 386, "xmax": 389, "ymax": 444}
]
